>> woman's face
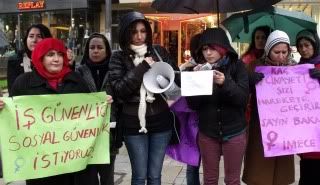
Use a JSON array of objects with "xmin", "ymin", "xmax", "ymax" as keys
[
  {"xmin": 89, "ymin": 37, "xmax": 107, "ymax": 63},
  {"xmin": 269, "ymin": 43, "xmax": 289, "ymax": 65},
  {"xmin": 27, "ymin": 28, "xmax": 43, "ymax": 51},
  {"xmin": 43, "ymin": 50, "xmax": 64, "ymax": 74},
  {"xmin": 131, "ymin": 22, "xmax": 147, "ymax": 46},
  {"xmin": 255, "ymin": 30, "xmax": 267, "ymax": 50},
  {"xmin": 202, "ymin": 45, "xmax": 222, "ymax": 64},
  {"xmin": 297, "ymin": 38, "xmax": 314, "ymax": 59}
]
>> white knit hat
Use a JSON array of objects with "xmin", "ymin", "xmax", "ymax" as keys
[{"xmin": 264, "ymin": 30, "xmax": 290, "ymax": 56}]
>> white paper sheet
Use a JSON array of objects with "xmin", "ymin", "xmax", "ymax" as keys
[{"xmin": 181, "ymin": 71, "xmax": 214, "ymax": 96}]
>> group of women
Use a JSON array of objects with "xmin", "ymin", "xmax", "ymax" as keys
[
  {"xmin": 1, "ymin": 23, "xmax": 116, "ymax": 185},
  {"xmin": 242, "ymin": 27, "xmax": 320, "ymax": 185},
  {"xmin": 176, "ymin": 24, "xmax": 320, "ymax": 185},
  {"xmin": 0, "ymin": 10, "xmax": 320, "ymax": 185}
]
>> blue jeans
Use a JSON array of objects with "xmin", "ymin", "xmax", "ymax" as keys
[
  {"xmin": 186, "ymin": 165, "xmax": 200, "ymax": 185},
  {"xmin": 124, "ymin": 130, "xmax": 172, "ymax": 185}
]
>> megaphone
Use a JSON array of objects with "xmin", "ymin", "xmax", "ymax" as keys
[{"xmin": 143, "ymin": 62, "xmax": 176, "ymax": 94}]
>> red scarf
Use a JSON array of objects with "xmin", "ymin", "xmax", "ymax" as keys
[
  {"xmin": 31, "ymin": 38, "xmax": 71, "ymax": 89},
  {"xmin": 242, "ymin": 48, "xmax": 264, "ymax": 64}
]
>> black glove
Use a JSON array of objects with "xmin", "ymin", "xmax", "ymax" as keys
[
  {"xmin": 309, "ymin": 68, "xmax": 320, "ymax": 79},
  {"xmin": 249, "ymin": 72, "xmax": 264, "ymax": 87}
]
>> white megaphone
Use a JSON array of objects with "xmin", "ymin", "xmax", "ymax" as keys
[
  {"xmin": 143, "ymin": 62, "xmax": 175, "ymax": 93},
  {"xmin": 143, "ymin": 62, "xmax": 180, "ymax": 99}
]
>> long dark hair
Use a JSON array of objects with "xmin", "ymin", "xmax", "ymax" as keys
[
  {"xmin": 81, "ymin": 32, "xmax": 111, "ymax": 64},
  {"xmin": 243, "ymin": 26, "xmax": 271, "ymax": 55},
  {"xmin": 22, "ymin": 24, "xmax": 52, "ymax": 58},
  {"xmin": 123, "ymin": 20, "xmax": 152, "ymax": 53}
]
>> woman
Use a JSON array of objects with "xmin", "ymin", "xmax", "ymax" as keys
[
  {"xmin": 241, "ymin": 26, "xmax": 271, "ymax": 65},
  {"xmin": 108, "ymin": 11, "xmax": 180, "ymax": 185},
  {"xmin": 241, "ymin": 26, "xmax": 271, "ymax": 123},
  {"xmin": 187, "ymin": 28, "xmax": 249, "ymax": 185},
  {"xmin": 7, "ymin": 24, "xmax": 52, "ymax": 95},
  {"xmin": 6, "ymin": 38, "xmax": 112, "ymax": 185},
  {"xmin": 296, "ymin": 29, "xmax": 320, "ymax": 185},
  {"xmin": 242, "ymin": 30, "xmax": 295, "ymax": 185},
  {"xmin": 76, "ymin": 32, "xmax": 120, "ymax": 185}
]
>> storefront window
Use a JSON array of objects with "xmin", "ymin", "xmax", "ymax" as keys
[
  {"xmin": 163, "ymin": 30, "xmax": 178, "ymax": 64},
  {"xmin": 0, "ymin": 9, "xmax": 93, "ymax": 55},
  {"xmin": 180, "ymin": 15, "xmax": 216, "ymax": 64}
]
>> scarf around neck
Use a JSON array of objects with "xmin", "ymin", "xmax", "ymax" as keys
[
  {"xmin": 299, "ymin": 55, "xmax": 320, "ymax": 65},
  {"xmin": 32, "ymin": 38, "xmax": 71, "ymax": 90},
  {"xmin": 130, "ymin": 44, "xmax": 155, "ymax": 133},
  {"xmin": 22, "ymin": 53, "xmax": 32, "ymax": 73}
]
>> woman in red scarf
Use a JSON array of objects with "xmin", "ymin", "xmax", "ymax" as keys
[{"xmin": 1, "ymin": 38, "xmax": 112, "ymax": 185}]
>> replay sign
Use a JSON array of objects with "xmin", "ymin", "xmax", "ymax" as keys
[{"xmin": 0, "ymin": 0, "xmax": 88, "ymax": 13}]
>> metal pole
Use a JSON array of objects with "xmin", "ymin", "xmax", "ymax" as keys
[
  {"xmin": 70, "ymin": 0, "xmax": 73, "ymax": 24},
  {"xmin": 17, "ymin": 14, "xmax": 21, "ymax": 50},
  {"xmin": 105, "ymin": 0, "xmax": 112, "ymax": 47},
  {"xmin": 216, "ymin": 0, "xmax": 220, "ymax": 27}
]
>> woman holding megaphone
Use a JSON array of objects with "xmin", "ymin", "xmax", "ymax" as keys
[
  {"xmin": 108, "ymin": 11, "xmax": 180, "ymax": 185},
  {"xmin": 187, "ymin": 28, "xmax": 249, "ymax": 185}
]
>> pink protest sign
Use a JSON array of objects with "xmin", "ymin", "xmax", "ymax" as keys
[{"xmin": 255, "ymin": 64, "xmax": 320, "ymax": 157}]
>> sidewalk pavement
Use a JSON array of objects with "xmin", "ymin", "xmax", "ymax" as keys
[
  {"xmin": 0, "ymin": 147, "xmax": 300, "ymax": 185},
  {"xmin": 114, "ymin": 147, "xmax": 300, "ymax": 185}
]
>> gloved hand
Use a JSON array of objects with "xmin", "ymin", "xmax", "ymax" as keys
[
  {"xmin": 249, "ymin": 72, "xmax": 264, "ymax": 87},
  {"xmin": 309, "ymin": 68, "xmax": 320, "ymax": 79}
]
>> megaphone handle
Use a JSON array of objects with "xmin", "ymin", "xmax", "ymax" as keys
[{"xmin": 153, "ymin": 47, "xmax": 180, "ymax": 74}]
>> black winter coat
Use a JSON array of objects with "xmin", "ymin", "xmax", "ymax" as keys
[
  {"xmin": 187, "ymin": 59, "xmax": 249, "ymax": 140},
  {"xmin": 11, "ymin": 71, "xmax": 90, "ymax": 96},
  {"xmin": 7, "ymin": 52, "xmax": 25, "ymax": 96},
  {"xmin": 108, "ymin": 45, "xmax": 180, "ymax": 135},
  {"xmin": 77, "ymin": 63, "xmax": 123, "ymax": 149}
]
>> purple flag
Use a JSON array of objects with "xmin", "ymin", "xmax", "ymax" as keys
[
  {"xmin": 255, "ymin": 64, "xmax": 320, "ymax": 157},
  {"xmin": 166, "ymin": 97, "xmax": 200, "ymax": 166}
]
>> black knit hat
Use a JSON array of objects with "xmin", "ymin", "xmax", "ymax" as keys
[
  {"xmin": 198, "ymin": 28, "xmax": 238, "ymax": 59},
  {"xmin": 296, "ymin": 29, "xmax": 320, "ymax": 57},
  {"xmin": 190, "ymin": 33, "xmax": 201, "ymax": 59}
]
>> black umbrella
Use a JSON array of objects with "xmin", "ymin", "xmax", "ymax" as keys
[{"xmin": 151, "ymin": 0, "xmax": 282, "ymax": 24}]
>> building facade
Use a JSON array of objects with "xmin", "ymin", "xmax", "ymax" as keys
[{"xmin": 0, "ymin": 0, "xmax": 102, "ymax": 54}]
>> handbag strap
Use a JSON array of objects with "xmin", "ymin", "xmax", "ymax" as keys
[{"xmin": 153, "ymin": 47, "xmax": 164, "ymax": 63}]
